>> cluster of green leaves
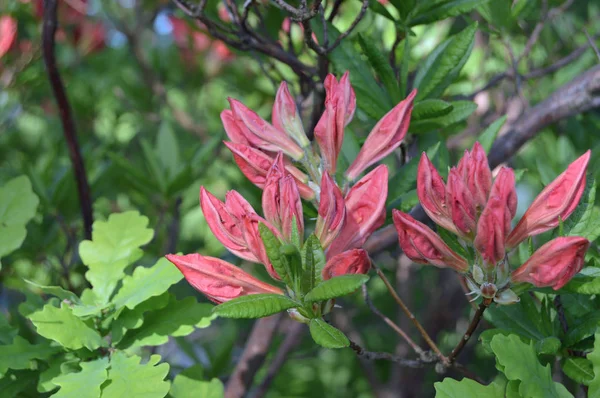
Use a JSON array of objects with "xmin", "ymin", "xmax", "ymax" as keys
[
  {"xmin": 213, "ymin": 225, "xmax": 369, "ymax": 349},
  {"xmin": 0, "ymin": 210, "xmax": 222, "ymax": 397}
]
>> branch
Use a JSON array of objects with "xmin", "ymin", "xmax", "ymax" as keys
[
  {"xmin": 225, "ymin": 315, "xmax": 282, "ymax": 398},
  {"xmin": 42, "ymin": 0, "xmax": 93, "ymax": 240},
  {"xmin": 365, "ymin": 64, "xmax": 600, "ymax": 255},
  {"xmin": 447, "ymin": 302, "xmax": 488, "ymax": 364},
  {"xmin": 349, "ymin": 341, "xmax": 426, "ymax": 368}
]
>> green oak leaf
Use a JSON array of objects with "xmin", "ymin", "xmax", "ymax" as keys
[
  {"xmin": 28, "ymin": 303, "xmax": 106, "ymax": 350},
  {"xmin": 112, "ymin": 257, "xmax": 183, "ymax": 310},
  {"xmin": 212, "ymin": 294, "xmax": 298, "ymax": 319},
  {"xmin": 588, "ymin": 331, "xmax": 600, "ymax": 397},
  {"xmin": 0, "ymin": 175, "xmax": 39, "ymax": 258},
  {"xmin": 0, "ymin": 336, "xmax": 59, "ymax": 376},
  {"xmin": 118, "ymin": 295, "xmax": 214, "ymax": 349},
  {"xmin": 101, "ymin": 353, "xmax": 170, "ymax": 398},
  {"xmin": 434, "ymin": 377, "xmax": 505, "ymax": 397},
  {"xmin": 24, "ymin": 279, "xmax": 81, "ymax": 305},
  {"xmin": 50, "ymin": 357, "xmax": 109, "ymax": 398},
  {"xmin": 490, "ymin": 334, "xmax": 573, "ymax": 398},
  {"xmin": 111, "ymin": 293, "xmax": 171, "ymax": 345},
  {"xmin": 79, "ymin": 211, "xmax": 154, "ymax": 302},
  {"xmin": 309, "ymin": 318, "xmax": 349, "ymax": 349},
  {"xmin": 170, "ymin": 365, "xmax": 224, "ymax": 398}
]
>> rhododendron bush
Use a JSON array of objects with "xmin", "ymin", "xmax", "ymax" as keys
[{"xmin": 1, "ymin": 0, "xmax": 600, "ymax": 397}]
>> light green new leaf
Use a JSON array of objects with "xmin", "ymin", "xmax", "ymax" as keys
[
  {"xmin": 478, "ymin": 116, "xmax": 507, "ymax": 153},
  {"xmin": 0, "ymin": 336, "xmax": 59, "ymax": 376},
  {"xmin": 309, "ymin": 318, "xmax": 349, "ymax": 349},
  {"xmin": 24, "ymin": 280, "xmax": 81, "ymax": 305},
  {"xmin": 0, "ymin": 311, "xmax": 18, "ymax": 345},
  {"xmin": 411, "ymin": 0, "xmax": 490, "ymax": 26},
  {"xmin": 410, "ymin": 101, "xmax": 477, "ymax": 133},
  {"xmin": 562, "ymin": 357, "xmax": 594, "ymax": 385},
  {"xmin": 213, "ymin": 294, "xmax": 297, "ymax": 319},
  {"xmin": 101, "ymin": 353, "xmax": 170, "ymax": 398},
  {"xmin": 111, "ymin": 293, "xmax": 171, "ymax": 345},
  {"xmin": 28, "ymin": 303, "xmax": 106, "ymax": 350},
  {"xmin": 259, "ymin": 223, "xmax": 290, "ymax": 285},
  {"xmin": 411, "ymin": 99, "xmax": 454, "ymax": 121},
  {"xmin": 413, "ymin": 23, "xmax": 477, "ymax": 100},
  {"xmin": 112, "ymin": 258, "xmax": 183, "ymax": 310},
  {"xmin": 50, "ymin": 357, "xmax": 109, "ymax": 398},
  {"xmin": 79, "ymin": 211, "xmax": 154, "ymax": 302},
  {"xmin": 563, "ymin": 178, "xmax": 597, "ymax": 240},
  {"xmin": 490, "ymin": 334, "xmax": 573, "ymax": 398},
  {"xmin": 118, "ymin": 296, "xmax": 214, "ymax": 348},
  {"xmin": 170, "ymin": 365, "xmax": 224, "ymax": 398},
  {"xmin": 304, "ymin": 275, "xmax": 370, "ymax": 302},
  {"xmin": 587, "ymin": 331, "xmax": 600, "ymax": 397},
  {"xmin": 434, "ymin": 377, "xmax": 505, "ymax": 397},
  {"xmin": 562, "ymin": 267, "xmax": 600, "ymax": 295},
  {"xmin": 0, "ymin": 175, "xmax": 39, "ymax": 258}
]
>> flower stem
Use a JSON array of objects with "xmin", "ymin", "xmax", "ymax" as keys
[
  {"xmin": 373, "ymin": 264, "xmax": 449, "ymax": 365},
  {"xmin": 447, "ymin": 302, "xmax": 488, "ymax": 364}
]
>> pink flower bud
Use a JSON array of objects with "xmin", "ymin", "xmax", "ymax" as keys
[
  {"xmin": 165, "ymin": 254, "xmax": 283, "ymax": 304},
  {"xmin": 322, "ymin": 249, "xmax": 370, "ymax": 280},
  {"xmin": 506, "ymin": 150, "xmax": 590, "ymax": 248},
  {"xmin": 456, "ymin": 142, "xmax": 492, "ymax": 210},
  {"xmin": 474, "ymin": 167, "xmax": 517, "ymax": 266},
  {"xmin": 221, "ymin": 110, "xmax": 252, "ymax": 147},
  {"xmin": 315, "ymin": 172, "xmax": 346, "ymax": 249},
  {"xmin": 327, "ymin": 165, "xmax": 388, "ymax": 257},
  {"xmin": 447, "ymin": 168, "xmax": 477, "ymax": 238},
  {"xmin": 314, "ymin": 72, "xmax": 356, "ymax": 174},
  {"xmin": 224, "ymin": 141, "xmax": 315, "ymax": 200},
  {"xmin": 262, "ymin": 153, "xmax": 304, "ymax": 242},
  {"xmin": 241, "ymin": 213, "xmax": 282, "ymax": 280},
  {"xmin": 417, "ymin": 153, "xmax": 456, "ymax": 233},
  {"xmin": 200, "ymin": 187, "xmax": 259, "ymax": 262},
  {"xmin": 345, "ymin": 89, "xmax": 416, "ymax": 181},
  {"xmin": 0, "ymin": 16, "xmax": 18, "ymax": 59},
  {"xmin": 392, "ymin": 210, "xmax": 469, "ymax": 272},
  {"xmin": 511, "ymin": 236, "xmax": 590, "ymax": 290},
  {"xmin": 228, "ymin": 98, "xmax": 305, "ymax": 160},
  {"xmin": 272, "ymin": 82, "xmax": 309, "ymax": 147}
]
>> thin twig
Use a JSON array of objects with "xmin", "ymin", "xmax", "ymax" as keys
[
  {"xmin": 349, "ymin": 340, "xmax": 426, "ymax": 368},
  {"xmin": 584, "ymin": 29, "xmax": 600, "ymax": 62},
  {"xmin": 373, "ymin": 264, "xmax": 449, "ymax": 365},
  {"xmin": 325, "ymin": 0, "xmax": 368, "ymax": 52},
  {"xmin": 362, "ymin": 285, "xmax": 424, "ymax": 356},
  {"xmin": 447, "ymin": 302, "xmax": 488, "ymax": 364},
  {"xmin": 42, "ymin": 0, "xmax": 93, "ymax": 240}
]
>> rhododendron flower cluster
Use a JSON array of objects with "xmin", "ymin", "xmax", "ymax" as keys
[
  {"xmin": 394, "ymin": 143, "xmax": 591, "ymax": 304},
  {"xmin": 167, "ymin": 72, "xmax": 416, "ymax": 321}
]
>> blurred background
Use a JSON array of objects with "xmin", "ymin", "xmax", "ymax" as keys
[{"xmin": 1, "ymin": 0, "xmax": 600, "ymax": 396}]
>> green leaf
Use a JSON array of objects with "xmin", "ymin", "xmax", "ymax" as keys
[
  {"xmin": 485, "ymin": 294, "xmax": 546, "ymax": 341},
  {"xmin": 170, "ymin": 365, "xmax": 224, "ymax": 398},
  {"xmin": 156, "ymin": 121, "xmax": 181, "ymax": 179},
  {"xmin": 564, "ymin": 312, "xmax": 600, "ymax": 347},
  {"xmin": 140, "ymin": 138, "xmax": 167, "ymax": 194},
  {"xmin": 280, "ymin": 244, "xmax": 303, "ymax": 292},
  {"xmin": 79, "ymin": 211, "xmax": 154, "ymax": 302},
  {"xmin": 111, "ymin": 293, "xmax": 171, "ymax": 345},
  {"xmin": 413, "ymin": 23, "xmax": 478, "ymax": 100},
  {"xmin": 304, "ymin": 275, "xmax": 370, "ymax": 302},
  {"xmin": 490, "ymin": 334, "xmax": 573, "ymax": 398},
  {"xmin": 0, "ymin": 336, "xmax": 59, "ymax": 376},
  {"xmin": 410, "ymin": 101, "xmax": 477, "ymax": 133},
  {"xmin": 118, "ymin": 296, "xmax": 214, "ymax": 348},
  {"xmin": 50, "ymin": 357, "xmax": 109, "ymax": 398},
  {"xmin": 411, "ymin": 0, "xmax": 490, "ymax": 26},
  {"xmin": 0, "ymin": 175, "xmax": 39, "ymax": 258},
  {"xmin": 563, "ymin": 178, "xmax": 598, "ymax": 240},
  {"xmin": 101, "ymin": 353, "xmax": 170, "ymax": 398},
  {"xmin": 588, "ymin": 331, "xmax": 600, "ymax": 397},
  {"xmin": 434, "ymin": 377, "xmax": 505, "ymax": 397},
  {"xmin": 358, "ymin": 34, "xmax": 403, "ymax": 103},
  {"xmin": 308, "ymin": 318, "xmax": 349, "ymax": 348},
  {"xmin": 478, "ymin": 116, "xmax": 507, "ymax": 153},
  {"xmin": 0, "ymin": 312, "xmax": 17, "ymax": 345},
  {"xmin": 561, "ymin": 267, "xmax": 600, "ymax": 294},
  {"xmin": 28, "ymin": 303, "xmax": 106, "ymax": 350},
  {"xmin": 24, "ymin": 280, "xmax": 80, "ymax": 305},
  {"xmin": 213, "ymin": 294, "xmax": 297, "ymax": 319},
  {"xmin": 562, "ymin": 357, "xmax": 594, "ymax": 385},
  {"xmin": 259, "ymin": 223, "xmax": 289, "ymax": 284},
  {"xmin": 411, "ymin": 99, "xmax": 454, "ymax": 120},
  {"xmin": 301, "ymin": 235, "xmax": 325, "ymax": 294},
  {"xmin": 112, "ymin": 258, "xmax": 183, "ymax": 310}
]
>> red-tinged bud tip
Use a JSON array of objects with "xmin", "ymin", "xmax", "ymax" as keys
[
  {"xmin": 322, "ymin": 249, "xmax": 370, "ymax": 280},
  {"xmin": 165, "ymin": 253, "xmax": 283, "ymax": 304},
  {"xmin": 511, "ymin": 236, "xmax": 590, "ymax": 290},
  {"xmin": 506, "ymin": 150, "xmax": 590, "ymax": 248},
  {"xmin": 417, "ymin": 152, "xmax": 456, "ymax": 233},
  {"xmin": 316, "ymin": 172, "xmax": 346, "ymax": 249},
  {"xmin": 392, "ymin": 209, "xmax": 469, "ymax": 273},
  {"xmin": 346, "ymin": 89, "xmax": 416, "ymax": 180},
  {"xmin": 273, "ymin": 82, "xmax": 309, "ymax": 147}
]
